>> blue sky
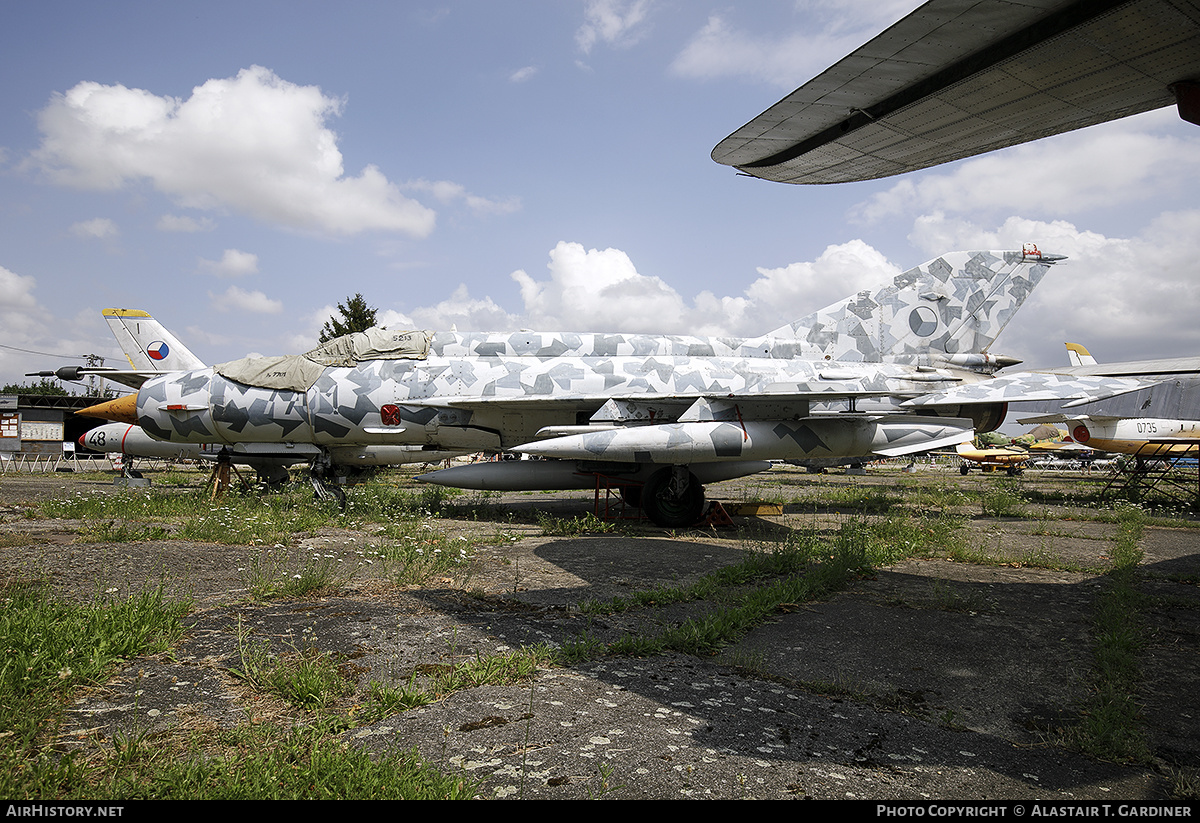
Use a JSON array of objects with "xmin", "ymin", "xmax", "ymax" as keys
[{"xmin": 2, "ymin": 0, "xmax": 1198, "ymax": 390}]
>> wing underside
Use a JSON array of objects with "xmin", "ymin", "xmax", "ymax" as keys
[{"xmin": 712, "ymin": 0, "xmax": 1200, "ymax": 184}]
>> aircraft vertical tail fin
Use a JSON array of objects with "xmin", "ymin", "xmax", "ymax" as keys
[
  {"xmin": 1065, "ymin": 343, "xmax": 1097, "ymax": 366},
  {"xmin": 102, "ymin": 309, "xmax": 207, "ymax": 371},
  {"xmin": 763, "ymin": 248, "xmax": 1062, "ymax": 362}
]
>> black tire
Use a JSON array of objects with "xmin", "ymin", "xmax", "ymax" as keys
[
  {"xmin": 642, "ymin": 468, "xmax": 704, "ymax": 528},
  {"xmin": 959, "ymin": 466, "xmax": 969, "ymax": 475}
]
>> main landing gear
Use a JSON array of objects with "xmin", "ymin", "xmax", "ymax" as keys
[
  {"xmin": 308, "ymin": 454, "xmax": 347, "ymax": 509},
  {"xmin": 641, "ymin": 466, "xmax": 705, "ymax": 528}
]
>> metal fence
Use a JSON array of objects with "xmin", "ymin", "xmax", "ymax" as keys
[{"xmin": 0, "ymin": 452, "xmax": 120, "ymax": 473}]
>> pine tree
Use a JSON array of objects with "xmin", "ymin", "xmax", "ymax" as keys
[{"xmin": 319, "ymin": 294, "xmax": 378, "ymax": 343}]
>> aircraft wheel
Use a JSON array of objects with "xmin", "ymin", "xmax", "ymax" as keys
[
  {"xmin": 310, "ymin": 475, "xmax": 347, "ymax": 510},
  {"xmin": 642, "ymin": 467, "xmax": 704, "ymax": 528},
  {"xmin": 959, "ymin": 466, "xmax": 969, "ymax": 475}
]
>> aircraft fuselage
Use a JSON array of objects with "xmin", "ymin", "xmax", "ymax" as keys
[
  {"xmin": 1070, "ymin": 418, "xmax": 1200, "ymax": 456},
  {"xmin": 132, "ymin": 330, "xmax": 995, "ymax": 458}
]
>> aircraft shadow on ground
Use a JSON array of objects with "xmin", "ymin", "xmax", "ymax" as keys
[{"xmin": 396, "ymin": 522, "xmax": 1199, "ymax": 792}]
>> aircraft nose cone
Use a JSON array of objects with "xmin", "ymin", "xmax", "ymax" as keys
[{"xmin": 77, "ymin": 394, "xmax": 138, "ymax": 425}]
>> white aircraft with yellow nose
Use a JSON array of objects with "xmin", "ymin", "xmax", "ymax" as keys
[{"xmin": 1019, "ymin": 344, "xmax": 1200, "ymax": 457}]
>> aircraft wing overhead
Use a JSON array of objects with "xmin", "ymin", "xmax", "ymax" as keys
[{"xmin": 712, "ymin": 0, "xmax": 1200, "ymax": 184}]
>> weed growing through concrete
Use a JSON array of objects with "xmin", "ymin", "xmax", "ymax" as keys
[
  {"xmin": 230, "ymin": 617, "xmax": 353, "ymax": 711},
  {"xmin": 567, "ymin": 513, "xmax": 966, "ymax": 662},
  {"xmin": 535, "ymin": 511, "xmax": 616, "ymax": 536},
  {"xmin": 1060, "ymin": 504, "xmax": 1152, "ymax": 763},
  {"xmin": 979, "ymin": 481, "xmax": 1027, "ymax": 518}
]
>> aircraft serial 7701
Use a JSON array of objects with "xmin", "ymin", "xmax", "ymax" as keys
[{"xmin": 75, "ymin": 248, "xmax": 1149, "ymax": 525}]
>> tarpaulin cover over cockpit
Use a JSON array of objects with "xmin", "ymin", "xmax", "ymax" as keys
[{"xmin": 215, "ymin": 328, "xmax": 431, "ymax": 391}]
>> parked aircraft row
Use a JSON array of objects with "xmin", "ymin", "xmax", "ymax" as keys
[
  {"xmin": 40, "ymin": 247, "xmax": 1182, "ymax": 526},
  {"xmin": 954, "ymin": 343, "xmax": 1200, "ymax": 473},
  {"xmin": 73, "ymin": 310, "xmax": 469, "ymax": 487},
  {"xmin": 1018, "ymin": 345, "xmax": 1200, "ymax": 459}
]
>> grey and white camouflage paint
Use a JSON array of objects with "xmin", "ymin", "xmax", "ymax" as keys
[
  {"xmin": 133, "ymin": 249, "xmax": 1052, "ymax": 443},
  {"xmin": 88, "ymin": 248, "xmax": 1092, "ymax": 524}
]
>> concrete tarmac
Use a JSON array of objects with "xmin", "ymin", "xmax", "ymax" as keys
[{"xmin": 3, "ymin": 467, "xmax": 1197, "ymax": 800}]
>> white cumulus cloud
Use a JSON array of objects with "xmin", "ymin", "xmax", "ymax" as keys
[
  {"xmin": 852, "ymin": 112, "xmax": 1200, "ymax": 224},
  {"xmin": 0, "ymin": 265, "xmax": 40, "ymax": 314},
  {"xmin": 577, "ymin": 0, "xmax": 652, "ymax": 54},
  {"xmin": 905, "ymin": 211, "xmax": 1200, "ymax": 365},
  {"xmin": 383, "ymin": 285, "xmax": 519, "ymax": 334},
  {"xmin": 69, "ymin": 218, "xmax": 118, "ymax": 239},
  {"xmin": 387, "ymin": 239, "xmax": 903, "ymax": 338},
  {"xmin": 31, "ymin": 66, "xmax": 437, "ymax": 237},
  {"xmin": 210, "ymin": 285, "xmax": 283, "ymax": 314},
  {"xmin": 512, "ymin": 241, "xmax": 686, "ymax": 332},
  {"xmin": 199, "ymin": 249, "xmax": 259, "ymax": 277},
  {"xmin": 0, "ymin": 266, "xmax": 96, "ymax": 383}
]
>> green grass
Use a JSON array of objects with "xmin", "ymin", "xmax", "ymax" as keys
[
  {"xmin": 14, "ymin": 464, "xmax": 1196, "ymax": 795},
  {"xmin": 239, "ymin": 545, "xmax": 357, "ymax": 599},
  {"xmin": 41, "ymin": 477, "xmax": 518, "ymax": 596},
  {"xmin": 783, "ymin": 483, "xmax": 904, "ymax": 513},
  {"xmin": 0, "ymin": 581, "xmax": 189, "ymax": 798},
  {"xmin": 978, "ymin": 481, "xmax": 1027, "ymax": 517},
  {"xmin": 85, "ymin": 723, "xmax": 478, "ymax": 799},
  {"xmin": 231, "ymin": 619, "xmax": 355, "ymax": 711},
  {"xmin": 535, "ymin": 510, "xmax": 617, "ymax": 536},
  {"xmin": 577, "ymin": 528, "xmax": 822, "ymax": 615},
  {"xmin": 567, "ymin": 513, "xmax": 964, "ymax": 662},
  {"xmin": 79, "ymin": 520, "xmax": 172, "ymax": 542},
  {"xmin": 0, "ymin": 579, "xmax": 483, "ymax": 799},
  {"xmin": 1060, "ymin": 505, "xmax": 1152, "ymax": 763}
]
